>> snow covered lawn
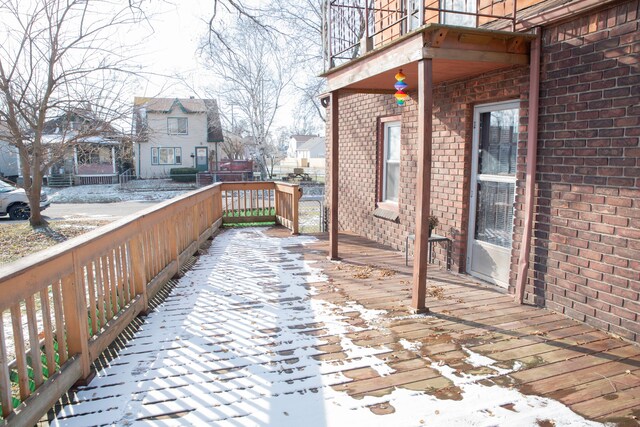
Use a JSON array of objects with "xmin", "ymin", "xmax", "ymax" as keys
[
  {"xmin": 50, "ymin": 229, "xmax": 602, "ymax": 426},
  {"xmin": 46, "ymin": 179, "xmax": 194, "ymax": 203}
]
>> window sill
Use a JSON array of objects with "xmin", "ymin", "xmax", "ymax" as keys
[{"xmin": 373, "ymin": 202, "xmax": 399, "ymax": 222}]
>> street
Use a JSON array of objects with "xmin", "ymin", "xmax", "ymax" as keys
[{"xmin": 42, "ymin": 201, "xmax": 159, "ymax": 221}]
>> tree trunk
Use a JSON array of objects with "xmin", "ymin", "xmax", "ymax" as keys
[
  {"xmin": 28, "ymin": 155, "xmax": 47, "ymax": 227},
  {"xmin": 258, "ymin": 160, "xmax": 268, "ymax": 180}
]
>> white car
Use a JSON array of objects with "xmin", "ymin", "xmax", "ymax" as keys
[{"xmin": 0, "ymin": 180, "xmax": 51, "ymax": 220}]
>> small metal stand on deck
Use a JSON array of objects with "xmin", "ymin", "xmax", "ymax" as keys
[{"xmin": 405, "ymin": 233, "xmax": 451, "ymax": 270}]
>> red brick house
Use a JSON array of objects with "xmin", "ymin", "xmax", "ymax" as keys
[{"xmin": 322, "ymin": 0, "xmax": 639, "ymax": 342}]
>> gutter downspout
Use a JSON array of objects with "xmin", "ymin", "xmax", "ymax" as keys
[
  {"xmin": 515, "ymin": 27, "xmax": 541, "ymax": 304},
  {"xmin": 137, "ymin": 142, "xmax": 141, "ymax": 179}
]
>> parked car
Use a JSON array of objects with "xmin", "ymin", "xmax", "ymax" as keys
[{"xmin": 0, "ymin": 180, "xmax": 51, "ymax": 220}]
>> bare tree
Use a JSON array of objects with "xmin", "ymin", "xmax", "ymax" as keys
[
  {"xmin": 0, "ymin": 0, "xmax": 147, "ymax": 226},
  {"xmin": 265, "ymin": 0, "xmax": 328, "ymax": 129},
  {"xmin": 202, "ymin": 18, "xmax": 291, "ymax": 179},
  {"xmin": 268, "ymin": 0, "xmax": 373, "ymax": 129}
]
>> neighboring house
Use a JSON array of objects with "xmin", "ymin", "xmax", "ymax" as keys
[
  {"xmin": 296, "ymin": 136, "xmax": 325, "ymax": 159},
  {"xmin": 322, "ymin": 0, "xmax": 640, "ymax": 342},
  {"xmin": 283, "ymin": 134, "xmax": 324, "ymax": 168},
  {"xmin": 286, "ymin": 135, "xmax": 315, "ymax": 158},
  {"xmin": 220, "ymin": 130, "xmax": 251, "ymax": 161},
  {"xmin": 134, "ymin": 97, "xmax": 224, "ymax": 179},
  {"xmin": 295, "ymin": 136, "xmax": 325, "ymax": 168},
  {"xmin": 0, "ymin": 122, "xmax": 19, "ymax": 182},
  {"xmin": 2, "ymin": 110, "xmax": 127, "ymax": 186},
  {"xmin": 42, "ymin": 110, "xmax": 127, "ymax": 185}
]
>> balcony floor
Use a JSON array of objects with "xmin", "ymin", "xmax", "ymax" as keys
[{"xmin": 48, "ymin": 228, "xmax": 639, "ymax": 426}]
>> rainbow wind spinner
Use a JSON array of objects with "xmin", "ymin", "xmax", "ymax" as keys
[{"xmin": 394, "ymin": 69, "xmax": 409, "ymax": 106}]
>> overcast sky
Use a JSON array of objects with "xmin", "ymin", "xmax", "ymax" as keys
[
  {"xmin": 135, "ymin": 0, "xmax": 301, "ymax": 131},
  {"xmin": 135, "ymin": 0, "xmax": 217, "ymax": 98}
]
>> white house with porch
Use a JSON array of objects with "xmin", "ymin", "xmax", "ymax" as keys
[{"xmin": 133, "ymin": 97, "xmax": 223, "ymax": 179}]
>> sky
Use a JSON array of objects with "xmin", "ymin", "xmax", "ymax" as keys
[
  {"xmin": 133, "ymin": 0, "xmax": 310, "ymax": 133},
  {"xmin": 0, "ymin": 0, "xmax": 318, "ymax": 134},
  {"xmin": 134, "ymin": 0, "xmax": 218, "ymax": 98}
]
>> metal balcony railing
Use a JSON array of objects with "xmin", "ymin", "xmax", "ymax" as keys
[{"xmin": 325, "ymin": 0, "xmax": 519, "ymax": 69}]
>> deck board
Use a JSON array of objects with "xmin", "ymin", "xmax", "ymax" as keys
[
  {"xmin": 45, "ymin": 230, "xmax": 639, "ymax": 426},
  {"xmin": 298, "ymin": 232, "xmax": 640, "ymax": 424}
]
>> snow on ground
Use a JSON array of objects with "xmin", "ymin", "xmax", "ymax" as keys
[
  {"xmin": 45, "ymin": 180, "xmax": 194, "ymax": 203},
  {"xmin": 51, "ymin": 229, "xmax": 604, "ymax": 427}
]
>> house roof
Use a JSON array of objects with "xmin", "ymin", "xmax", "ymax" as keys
[
  {"xmin": 42, "ymin": 109, "xmax": 119, "ymax": 136},
  {"xmin": 133, "ymin": 97, "xmax": 224, "ymax": 143},
  {"xmin": 40, "ymin": 134, "xmax": 120, "ymax": 146},
  {"xmin": 134, "ymin": 97, "xmax": 209, "ymax": 114},
  {"xmin": 290, "ymin": 135, "xmax": 316, "ymax": 144},
  {"xmin": 297, "ymin": 136, "xmax": 325, "ymax": 153}
]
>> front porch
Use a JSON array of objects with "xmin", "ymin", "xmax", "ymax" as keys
[{"xmin": 46, "ymin": 229, "xmax": 640, "ymax": 425}]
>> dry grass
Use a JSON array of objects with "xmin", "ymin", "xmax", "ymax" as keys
[{"xmin": 0, "ymin": 219, "xmax": 111, "ymax": 265}]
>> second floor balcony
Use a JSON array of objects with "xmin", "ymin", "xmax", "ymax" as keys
[{"xmin": 324, "ymin": 0, "xmax": 545, "ymax": 70}]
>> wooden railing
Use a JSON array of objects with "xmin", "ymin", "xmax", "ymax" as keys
[
  {"xmin": 222, "ymin": 182, "xmax": 301, "ymax": 235},
  {"xmin": 0, "ymin": 181, "xmax": 298, "ymax": 426},
  {"xmin": 274, "ymin": 183, "xmax": 301, "ymax": 235}
]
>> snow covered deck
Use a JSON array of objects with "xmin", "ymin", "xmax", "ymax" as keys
[{"xmin": 47, "ymin": 229, "xmax": 640, "ymax": 426}]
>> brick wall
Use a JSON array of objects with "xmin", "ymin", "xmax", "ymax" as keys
[
  {"xmin": 326, "ymin": 65, "xmax": 529, "ymax": 273},
  {"xmin": 525, "ymin": 0, "xmax": 640, "ymax": 342},
  {"xmin": 326, "ymin": 0, "xmax": 639, "ymax": 343}
]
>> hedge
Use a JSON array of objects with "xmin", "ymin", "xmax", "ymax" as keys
[{"xmin": 169, "ymin": 167, "xmax": 197, "ymax": 182}]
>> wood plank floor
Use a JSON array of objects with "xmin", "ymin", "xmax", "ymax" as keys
[
  {"xmin": 45, "ymin": 228, "xmax": 639, "ymax": 426},
  {"xmin": 285, "ymin": 230, "xmax": 640, "ymax": 426}
]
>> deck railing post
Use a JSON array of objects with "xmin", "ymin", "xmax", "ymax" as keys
[
  {"xmin": 274, "ymin": 185, "xmax": 281, "ymax": 225},
  {"xmin": 292, "ymin": 185, "xmax": 300, "ymax": 235},
  {"xmin": 130, "ymin": 233, "xmax": 148, "ymax": 314},
  {"xmin": 64, "ymin": 254, "xmax": 94, "ymax": 384},
  {"xmin": 411, "ymin": 58, "xmax": 433, "ymax": 314},
  {"xmin": 168, "ymin": 215, "xmax": 179, "ymax": 271},
  {"xmin": 192, "ymin": 204, "xmax": 199, "ymax": 244}
]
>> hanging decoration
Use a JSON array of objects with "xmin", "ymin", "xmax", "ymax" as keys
[{"xmin": 394, "ymin": 69, "xmax": 409, "ymax": 106}]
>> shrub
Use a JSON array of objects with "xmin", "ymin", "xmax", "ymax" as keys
[{"xmin": 169, "ymin": 168, "xmax": 197, "ymax": 182}]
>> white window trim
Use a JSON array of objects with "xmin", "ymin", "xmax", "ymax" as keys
[
  {"xmin": 382, "ymin": 121, "xmax": 401, "ymax": 204},
  {"xmin": 167, "ymin": 117, "xmax": 188, "ymax": 135},
  {"xmin": 151, "ymin": 147, "xmax": 183, "ymax": 165}
]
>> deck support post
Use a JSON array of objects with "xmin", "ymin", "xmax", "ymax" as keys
[
  {"xmin": 515, "ymin": 28, "xmax": 541, "ymax": 304},
  {"xmin": 411, "ymin": 58, "xmax": 433, "ymax": 314},
  {"xmin": 329, "ymin": 90, "xmax": 340, "ymax": 260}
]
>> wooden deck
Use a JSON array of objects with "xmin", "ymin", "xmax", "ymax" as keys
[
  {"xmin": 290, "ymin": 231, "xmax": 640, "ymax": 425},
  {"xmin": 45, "ymin": 228, "xmax": 639, "ymax": 426}
]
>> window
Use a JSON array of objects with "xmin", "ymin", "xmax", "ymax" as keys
[
  {"xmin": 167, "ymin": 117, "xmax": 188, "ymax": 135},
  {"xmin": 440, "ymin": 0, "xmax": 476, "ymax": 27},
  {"xmin": 405, "ymin": 0, "xmax": 421, "ymax": 31},
  {"xmin": 151, "ymin": 147, "xmax": 182, "ymax": 165},
  {"xmin": 382, "ymin": 121, "xmax": 401, "ymax": 203}
]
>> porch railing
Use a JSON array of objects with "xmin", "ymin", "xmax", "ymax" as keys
[
  {"xmin": 326, "ymin": 0, "xmax": 519, "ymax": 69},
  {"xmin": 118, "ymin": 168, "xmax": 136, "ymax": 186},
  {"xmin": 221, "ymin": 182, "xmax": 301, "ymax": 234},
  {"xmin": 0, "ymin": 181, "xmax": 299, "ymax": 426},
  {"xmin": 75, "ymin": 174, "xmax": 118, "ymax": 185}
]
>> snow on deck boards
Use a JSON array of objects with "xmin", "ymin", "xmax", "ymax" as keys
[{"xmin": 49, "ymin": 229, "xmax": 623, "ymax": 426}]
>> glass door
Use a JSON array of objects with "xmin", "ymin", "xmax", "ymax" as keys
[
  {"xmin": 467, "ymin": 101, "xmax": 519, "ymax": 288},
  {"xmin": 195, "ymin": 147, "xmax": 209, "ymax": 172}
]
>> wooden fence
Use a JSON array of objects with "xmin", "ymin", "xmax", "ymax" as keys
[{"xmin": 0, "ymin": 181, "xmax": 299, "ymax": 426}]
